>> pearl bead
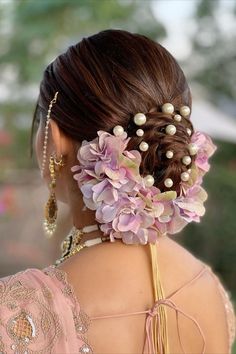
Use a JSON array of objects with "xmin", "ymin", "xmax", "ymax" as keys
[
  {"xmin": 180, "ymin": 105, "xmax": 191, "ymax": 117},
  {"xmin": 136, "ymin": 128, "xmax": 144, "ymax": 137},
  {"xmin": 165, "ymin": 124, "xmax": 176, "ymax": 135},
  {"xmin": 186, "ymin": 128, "xmax": 192, "ymax": 136},
  {"xmin": 144, "ymin": 174, "xmax": 155, "ymax": 187},
  {"xmin": 166, "ymin": 150, "xmax": 174, "ymax": 159},
  {"xmin": 181, "ymin": 172, "xmax": 190, "ymax": 182},
  {"xmin": 139, "ymin": 141, "xmax": 149, "ymax": 151},
  {"xmin": 161, "ymin": 103, "xmax": 174, "ymax": 114},
  {"xmin": 182, "ymin": 155, "xmax": 191, "ymax": 165},
  {"xmin": 133, "ymin": 113, "xmax": 147, "ymax": 126},
  {"xmin": 164, "ymin": 178, "xmax": 173, "ymax": 188},
  {"xmin": 113, "ymin": 125, "xmax": 124, "ymax": 136},
  {"xmin": 188, "ymin": 143, "xmax": 198, "ymax": 156},
  {"xmin": 188, "ymin": 168, "xmax": 192, "ymax": 173},
  {"xmin": 174, "ymin": 114, "xmax": 182, "ymax": 122}
]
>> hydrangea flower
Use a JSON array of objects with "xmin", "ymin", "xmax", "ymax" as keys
[{"xmin": 72, "ymin": 129, "xmax": 216, "ymax": 245}]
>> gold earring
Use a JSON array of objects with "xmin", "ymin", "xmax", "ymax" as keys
[{"xmin": 43, "ymin": 154, "xmax": 64, "ymax": 238}]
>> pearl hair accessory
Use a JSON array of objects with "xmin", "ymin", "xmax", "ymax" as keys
[
  {"xmin": 161, "ymin": 103, "xmax": 174, "ymax": 114},
  {"xmin": 187, "ymin": 128, "xmax": 192, "ymax": 136},
  {"xmin": 188, "ymin": 143, "xmax": 198, "ymax": 156},
  {"xmin": 174, "ymin": 114, "xmax": 182, "ymax": 122},
  {"xmin": 143, "ymin": 174, "xmax": 155, "ymax": 187},
  {"xmin": 182, "ymin": 155, "xmax": 192, "ymax": 165},
  {"xmin": 180, "ymin": 172, "xmax": 190, "ymax": 182},
  {"xmin": 166, "ymin": 150, "xmax": 174, "ymax": 159},
  {"xmin": 133, "ymin": 112, "xmax": 147, "ymax": 125},
  {"xmin": 165, "ymin": 124, "xmax": 176, "ymax": 135},
  {"xmin": 139, "ymin": 141, "xmax": 149, "ymax": 151},
  {"xmin": 113, "ymin": 125, "xmax": 124, "ymax": 137},
  {"xmin": 132, "ymin": 113, "xmax": 153, "ymax": 186},
  {"xmin": 112, "ymin": 102, "xmax": 194, "ymax": 190},
  {"xmin": 164, "ymin": 178, "xmax": 173, "ymax": 188},
  {"xmin": 180, "ymin": 105, "xmax": 191, "ymax": 117},
  {"xmin": 136, "ymin": 128, "xmax": 144, "ymax": 137},
  {"xmin": 132, "ymin": 113, "xmax": 149, "ymax": 153}
]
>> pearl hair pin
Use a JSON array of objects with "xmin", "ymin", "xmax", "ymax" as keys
[
  {"xmin": 136, "ymin": 128, "xmax": 144, "ymax": 137},
  {"xmin": 139, "ymin": 141, "xmax": 149, "ymax": 151},
  {"xmin": 166, "ymin": 150, "xmax": 174, "ymax": 159},
  {"xmin": 180, "ymin": 105, "xmax": 191, "ymax": 117},
  {"xmin": 165, "ymin": 124, "xmax": 176, "ymax": 135},
  {"xmin": 182, "ymin": 155, "xmax": 191, "ymax": 165},
  {"xmin": 174, "ymin": 114, "xmax": 182, "ymax": 122},
  {"xmin": 113, "ymin": 125, "xmax": 124, "ymax": 137},
  {"xmin": 161, "ymin": 103, "xmax": 174, "ymax": 114},
  {"xmin": 180, "ymin": 172, "xmax": 190, "ymax": 182},
  {"xmin": 132, "ymin": 113, "xmax": 150, "ymax": 153},
  {"xmin": 164, "ymin": 178, "xmax": 173, "ymax": 188},
  {"xmin": 187, "ymin": 128, "xmax": 192, "ymax": 136},
  {"xmin": 188, "ymin": 143, "xmax": 198, "ymax": 156},
  {"xmin": 133, "ymin": 112, "xmax": 147, "ymax": 125},
  {"xmin": 143, "ymin": 174, "xmax": 155, "ymax": 187}
]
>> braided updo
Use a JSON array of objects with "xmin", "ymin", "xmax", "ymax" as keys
[{"xmin": 34, "ymin": 29, "xmax": 194, "ymax": 197}]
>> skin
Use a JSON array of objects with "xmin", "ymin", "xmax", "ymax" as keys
[{"xmin": 35, "ymin": 118, "xmax": 230, "ymax": 353}]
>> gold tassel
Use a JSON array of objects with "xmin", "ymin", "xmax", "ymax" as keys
[{"xmin": 149, "ymin": 242, "xmax": 169, "ymax": 354}]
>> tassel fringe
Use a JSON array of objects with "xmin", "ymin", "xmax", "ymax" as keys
[{"xmin": 149, "ymin": 242, "xmax": 169, "ymax": 354}]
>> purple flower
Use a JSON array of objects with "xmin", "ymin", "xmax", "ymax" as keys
[
  {"xmin": 191, "ymin": 131, "xmax": 217, "ymax": 174},
  {"xmin": 71, "ymin": 128, "xmax": 216, "ymax": 244}
]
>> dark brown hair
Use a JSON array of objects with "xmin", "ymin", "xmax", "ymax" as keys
[{"xmin": 33, "ymin": 29, "xmax": 195, "ymax": 196}]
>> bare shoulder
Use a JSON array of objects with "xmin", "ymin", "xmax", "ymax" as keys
[
  {"xmin": 161, "ymin": 236, "xmax": 233, "ymax": 353},
  {"xmin": 58, "ymin": 235, "xmax": 232, "ymax": 353}
]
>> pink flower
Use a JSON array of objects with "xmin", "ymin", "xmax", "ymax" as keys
[
  {"xmin": 71, "ymin": 128, "xmax": 216, "ymax": 245},
  {"xmin": 191, "ymin": 132, "xmax": 217, "ymax": 174},
  {"xmin": 173, "ymin": 184, "xmax": 208, "ymax": 223}
]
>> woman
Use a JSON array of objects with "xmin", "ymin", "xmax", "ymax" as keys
[{"xmin": 0, "ymin": 29, "xmax": 235, "ymax": 354}]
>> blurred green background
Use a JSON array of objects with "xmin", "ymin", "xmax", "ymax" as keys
[{"xmin": 0, "ymin": 0, "xmax": 235, "ymax": 350}]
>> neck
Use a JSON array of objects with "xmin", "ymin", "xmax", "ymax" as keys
[
  {"xmin": 73, "ymin": 223, "xmax": 110, "ymax": 243},
  {"xmin": 67, "ymin": 184, "xmax": 107, "ymax": 242}
]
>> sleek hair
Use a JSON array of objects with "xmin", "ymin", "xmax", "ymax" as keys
[{"xmin": 33, "ymin": 29, "xmax": 195, "ymax": 196}]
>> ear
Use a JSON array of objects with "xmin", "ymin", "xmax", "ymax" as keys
[{"xmin": 49, "ymin": 119, "xmax": 73, "ymax": 157}]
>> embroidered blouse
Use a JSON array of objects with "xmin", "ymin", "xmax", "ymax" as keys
[{"xmin": 0, "ymin": 262, "xmax": 235, "ymax": 354}]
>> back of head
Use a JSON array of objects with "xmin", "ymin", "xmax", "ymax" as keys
[{"xmin": 35, "ymin": 29, "xmax": 194, "ymax": 196}]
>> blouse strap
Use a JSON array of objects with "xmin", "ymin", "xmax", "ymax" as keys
[
  {"xmin": 90, "ymin": 264, "xmax": 209, "ymax": 321},
  {"xmin": 165, "ymin": 264, "xmax": 209, "ymax": 300}
]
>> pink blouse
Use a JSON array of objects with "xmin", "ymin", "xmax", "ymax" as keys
[{"xmin": 0, "ymin": 262, "xmax": 235, "ymax": 354}]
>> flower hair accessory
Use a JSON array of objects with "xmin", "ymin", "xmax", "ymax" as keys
[{"xmin": 71, "ymin": 103, "xmax": 217, "ymax": 245}]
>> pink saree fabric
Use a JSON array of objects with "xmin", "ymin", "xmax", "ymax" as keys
[{"xmin": 0, "ymin": 262, "xmax": 235, "ymax": 353}]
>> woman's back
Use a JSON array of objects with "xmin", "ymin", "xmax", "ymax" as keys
[
  {"xmin": 58, "ymin": 234, "xmax": 235, "ymax": 354},
  {"xmin": 2, "ymin": 29, "xmax": 234, "ymax": 354}
]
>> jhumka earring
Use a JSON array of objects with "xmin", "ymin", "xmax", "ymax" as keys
[{"xmin": 43, "ymin": 153, "xmax": 64, "ymax": 237}]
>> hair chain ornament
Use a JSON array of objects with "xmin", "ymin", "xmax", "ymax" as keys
[
  {"xmin": 41, "ymin": 91, "xmax": 59, "ymax": 176},
  {"xmin": 71, "ymin": 102, "xmax": 217, "ymax": 245}
]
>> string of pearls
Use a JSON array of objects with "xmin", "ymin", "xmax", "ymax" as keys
[
  {"xmin": 112, "ymin": 102, "xmax": 199, "ymax": 190},
  {"xmin": 41, "ymin": 92, "xmax": 59, "ymax": 177}
]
